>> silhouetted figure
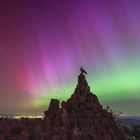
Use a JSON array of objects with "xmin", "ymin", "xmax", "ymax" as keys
[{"xmin": 80, "ymin": 67, "xmax": 87, "ymax": 75}]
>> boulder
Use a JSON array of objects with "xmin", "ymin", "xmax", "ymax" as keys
[{"xmin": 44, "ymin": 73, "xmax": 126, "ymax": 140}]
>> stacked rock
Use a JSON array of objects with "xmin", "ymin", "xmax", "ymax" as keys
[{"xmin": 44, "ymin": 71, "xmax": 126, "ymax": 140}]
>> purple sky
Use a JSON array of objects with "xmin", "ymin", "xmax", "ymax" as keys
[{"xmin": 0, "ymin": 0, "xmax": 140, "ymax": 115}]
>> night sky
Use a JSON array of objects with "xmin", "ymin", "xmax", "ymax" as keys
[{"xmin": 0, "ymin": 0, "xmax": 140, "ymax": 116}]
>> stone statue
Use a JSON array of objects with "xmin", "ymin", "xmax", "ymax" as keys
[{"xmin": 80, "ymin": 67, "xmax": 87, "ymax": 75}]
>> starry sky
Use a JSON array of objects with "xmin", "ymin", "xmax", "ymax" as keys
[{"xmin": 0, "ymin": 0, "xmax": 140, "ymax": 116}]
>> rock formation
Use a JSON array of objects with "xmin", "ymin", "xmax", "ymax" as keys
[{"xmin": 44, "ymin": 72, "xmax": 126, "ymax": 140}]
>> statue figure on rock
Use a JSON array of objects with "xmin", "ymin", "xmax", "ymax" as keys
[
  {"xmin": 80, "ymin": 67, "xmax": 87, "ymax": 75},
  {"xmin": 78, "ymin": 67, "xmax": 90, "ymax": 93},
  {"xmin": 43, "ymin": 67, "xmax": 126, "ymax": 140}
]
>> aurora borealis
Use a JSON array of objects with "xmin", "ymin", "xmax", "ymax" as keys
[{"xmin": 0, "ymin": 0, "xmax": 140, "ymax": 116}]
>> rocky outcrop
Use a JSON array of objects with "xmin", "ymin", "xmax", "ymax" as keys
[{"xmin": 44, "ymin": 73, "xmax": 126, "ymax": 140}]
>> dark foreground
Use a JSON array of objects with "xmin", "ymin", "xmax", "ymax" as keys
[{"xmin": 0, "ymin": 116, "xmax": 140, "ymax": 140}]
